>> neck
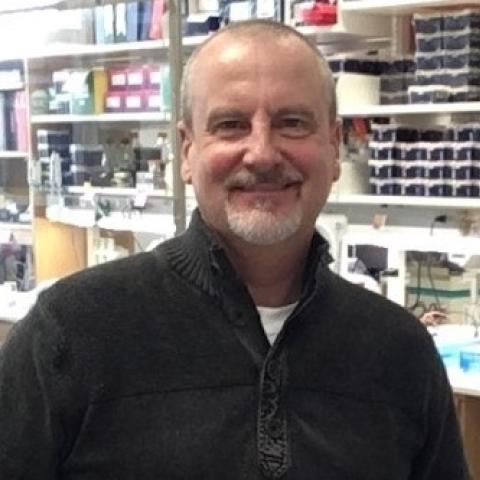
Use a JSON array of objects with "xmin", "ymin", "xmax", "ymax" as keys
[{"xmin": 218, "ymin": 231, "xmax": 313, "ymax": 307}]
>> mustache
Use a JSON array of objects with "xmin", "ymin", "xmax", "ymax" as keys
[{"xmin": 224, "ymin": 169, "xmax": 304, "ymax": 189}]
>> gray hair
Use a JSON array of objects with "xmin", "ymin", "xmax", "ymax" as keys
[{"xmin": 180, "ymin": 19, "xmax": 337, "ymax": 128}]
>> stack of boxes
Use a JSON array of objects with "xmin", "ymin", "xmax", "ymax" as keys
[
  {"xmin": 44, "ymin": 63, "xmax": 169, "ymax": 116},
  {"xmin": 69, "ymin": 145, "xmax": 106, "ymax": 187},
  {"xmin": 410, "ymin": 9, "xmax": 480, "ymax": 103},
  {"xmin": 328, "ymin": 54, "xmax": 415, "ymax": 106},
  {"xmin": 37, "ymin": 129, "xmax": 72, "ymax": 189},
  {"xmin": 380, "ymin": 57, "xmax": 416, "ymax": 105},
  {"xmin": 369, "ymin": 123, "xmax": 480, "ymax": 197},
  {"xmin": 37, "ymin": 130, "xmax": 107, "ymax": 188},
  {"xmin": 48, "ymin": 68, "xmax": 108, "ymax": 115},
  {"xmin": 105, "ymin": 64, "xmax": 169, "ymax": 114}
]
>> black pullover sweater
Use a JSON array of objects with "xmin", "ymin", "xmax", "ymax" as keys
[{"xmin": 0, "ymin": 211, "xmax": 469, "ymax": 479}]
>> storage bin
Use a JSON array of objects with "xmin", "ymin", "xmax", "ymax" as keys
[
  {"xmin": 69, "ymin": 145, "xmax": 104, "ymax": 167},
  {"xmin": 408, "ymin": 85, "xmax": 451, "ymax": 103},
  {"xmin": 413, "ymin": 12, "xmax": 443, "ymax": 35},
  {"xmin": 450, "ymin": 85, "xmax": 480, "ymax": 101},
  {"xmin": 415, "ymin": 53, "xmax": 443, "ymax": 70},
  {"xmin": 444, "ymin": 48, "xmax": 480, "ymax": 69},
  {"xmin": 416, "ymin": 33, "xmax": 443, "ymax": 53},
  {"xmin": 444, "ymin": 9, "xmax": 480, "ymax": 31},
  {"xmin": 444, "ymin": 30, "xmax": 480, "ymax": 51}
]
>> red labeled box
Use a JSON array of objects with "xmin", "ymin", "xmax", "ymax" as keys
[
  {"xmin": 126, "ymin": 66, "xmax": 148, "ymax": 90},
  {"xmin": 145, "ymin": 89, "xmax": 162, "ymax": 111},
  {"xmin": 108, "ymin": 67, "xmax": 129, "ymax": 91},
  {"xmin": 105, "ymin": 91, "xmax": 125, "ymax": 112}
]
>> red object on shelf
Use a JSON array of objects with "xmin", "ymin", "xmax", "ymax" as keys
[{"xmin": 301, "ymin": 3, "xmax": 337, "ymax": 26}]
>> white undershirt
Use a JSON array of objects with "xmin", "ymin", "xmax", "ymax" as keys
[{"xmin": 257, "ymin": 302, "xmax": 298, "ymax": 345}]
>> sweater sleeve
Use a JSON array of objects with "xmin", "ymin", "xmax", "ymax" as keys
[
  {"xmin": 0, "ymin": 298, "xmax": 86, "ymax": 478},
  {"xmin": 409, "ymin": 351, "xmax": 470, "ymax": 480}
]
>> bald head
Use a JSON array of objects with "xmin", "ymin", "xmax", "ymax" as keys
[{"xmin": 180, "ymin": 20, "xmax": 337, "ymax": 129}]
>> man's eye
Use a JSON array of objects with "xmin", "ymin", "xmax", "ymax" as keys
[
  {"xmin": 214, "ymin": 120, "xmax": 249, "ymax": 137},
  {"xmin": 282, "ymin": 118, "xmax": 304, "ymax": 127}
]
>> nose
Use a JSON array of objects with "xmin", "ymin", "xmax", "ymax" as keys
[{"xmin": 242, "ymin": 120, "xmax": 281, "ymax": 171}]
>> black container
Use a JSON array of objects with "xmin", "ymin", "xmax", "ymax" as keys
[
  {"xmin": 380, "ymin": 75, "xmax": 404, "ymax": 92},
  {"xmin": 429, "ymin": 183, "xmax": 453, "ymax": 196},
  {"xmin": 396, "ymin": 127, "xmax": 419, "ymax": 142},
  {"xmin": 444, "ymin": 32, "xmax": 480, "ymax": 51},
  {"xmin": 444, "ymin": 10, "xmax": 480, "ymax": 31},
  {"xmin": 416, "ymin": 35, "xmax": 443, "ymax": 53},
  {"xmin": 37, "ymin": 143, "xmax": 71, "ymax": 160},
  {"xmin": 36, "ymin": 129, "xmax": 71, "ymax": 145},
  {"xmin": 379, "ymin": 181, "xmax": 401, "ymax": 195},
  {"xmin": 429, "ymin": 163, "xmax": 447, "ymax": 179},
  {"xmin": 450, "ymin": 86, "xmax": 480, "ymax": 101},
  {"xmin": 69, "ymin": 145, "xmax": 104, "ymax": 167},
  {"xmin": 444, "ymin": 50, "xmax": 480, "ymax": 69},
  {"xmin": 444, "ymin": 71, "xmax": 480, "ymax": 87},
  {"xmin": 404, "ymin": 164, "xmax": 426, "ymax": 178},
  {"xmin": 408, "ymin": 86, "xmax": 451, "ymax": 103},
  {"xmin": 413, "ymin": 13, "xmax": 443, "ymax": 35},
  {"xmin": 455, "ymin": 183, "xmax": 476, "ymax": 196},
  {"xmin": 415, "ymin": 53, "xmax": 443, "ymax": 70},
  {"xmin": 404, "ymin": 183, "xmax": 426, "ymax": 196},
  {"xmin": 453, "ymin": 162, "xmax": 474, "ymax": 180},
  {"xmin": 456, "ymin": 125, "xmax": 480, "ymax": 141},
  {"xmin": 421, "ymin": 129, "xmax": 446, "ymax": 142}
]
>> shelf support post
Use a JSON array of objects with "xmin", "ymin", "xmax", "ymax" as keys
[{"xmin": 168, "ymin": 0, "xmax": 186, "ymax": 235}]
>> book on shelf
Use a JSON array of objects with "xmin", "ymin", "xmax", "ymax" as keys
[
  {"xmin": 0, "ymin": 91, "xmax": 27, "ymax": 152},
  {"xmin": 126, "ymin": 1, "xmax": 140, "ymax": 42}
]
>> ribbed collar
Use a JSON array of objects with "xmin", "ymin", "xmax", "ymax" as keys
[{"xmin": 163, "ymin": 209, "xmax": 333, "ymax": 300}]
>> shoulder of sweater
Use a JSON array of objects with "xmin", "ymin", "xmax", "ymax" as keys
[
  {"xmin": 35, "ymin": 240, "xmax": 184, "ymax": 325},
  {"xmin": 327, "ymin": 272, "xmax": 436, "ymax": 356},
  {"xmin": 41, "ymin": 241, "xmax": 176, "ymax": 300}
]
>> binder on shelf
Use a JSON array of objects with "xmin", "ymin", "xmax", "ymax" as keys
[
  {"xmin": 0, "ymin": 93, "xmax": 6, "ymax": 151},
  {"xmin": 4, "ymin": 92, "xmax": 17, "ymax": 151},
  {"xmin": 149, "ymin": 0, "xmax": 167, "ymax": 40},
  {"xmin": 139, "ymin": 0, "xmax": 154, "ymax": 41},
  {"xmin": 126, "ymin": 1, "xmax": 140, "ymax": 42},
  {"xmin": 94, "ymin": 4, "xmax": 106, "ymax": 44},
  {"xmin": 14, "ymin": 92, "xmax": 28, "ymax": 154},
  {"xmin": 103, "ymin": 4, "xmax": 115, "ymax": 44},
  {"xmin": 93, "ymin": 68, "xmax": 108, "ymax": 114},
  {"xmin": 115, "ymin": 2, "xmax": 127, "ymax": 43}
]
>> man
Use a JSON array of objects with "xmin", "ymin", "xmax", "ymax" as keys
[{"xmin": 0, "ymin": 20, "xmax": 468, "ymax": 479}]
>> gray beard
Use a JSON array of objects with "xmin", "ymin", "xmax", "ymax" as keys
[{"xmin": 226, "ymin": 200, "xmax": 303, "ymax": 246}]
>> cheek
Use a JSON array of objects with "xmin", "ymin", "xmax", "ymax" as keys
[
  {"xmin": 195, "ymin": 144, "xmax": 242, "ymax": 184},
  {"xmin": 284, "ymin": 142, "xmax": 336, "ymax": 179}
]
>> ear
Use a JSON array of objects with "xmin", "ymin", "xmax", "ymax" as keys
[
  {"xmin": 178, "ymin": 120, "xmax": 193, "ymax": 184},
  {"xmin": 330, "ymin": 120, "xmax": 341, "ymax": 182}
]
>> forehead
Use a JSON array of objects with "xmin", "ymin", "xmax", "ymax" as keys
[{"xmin": 189, "ymin": 33, "xmax": 326, "ymax": 116}]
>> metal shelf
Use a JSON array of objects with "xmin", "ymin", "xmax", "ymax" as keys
[
  {"xmin": 340, "ymin": 102, "xmax": 480, "ymax": 117},
  {"xmin": 31, "ymin": 112, "xmax": 171, "ymax": 124},
  {"xmin": 329, "ymin": 194, "xmax": 480, "ymax": 209},
  {"xmin": 66, "ymin": 186, "xmax": 174, "ymax": 198},
  {"xmin": 0, "ymin": 151, "xmax": 27, "ymax": 159},
  {"xmin": 0, "ymin": 82, "xmax": 24, "ymax": 91},
  {"xmin": 0, "ymin": 222, "xmax": 32, "ymax": 245},
  {"xmin": 341, "ymin": 0, "xmax": 480, "ymax": 15}
]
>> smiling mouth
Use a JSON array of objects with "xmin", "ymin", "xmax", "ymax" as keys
[{"xmin": 232, "ymin": 182, "xmax": 300, "ymax": 192}]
